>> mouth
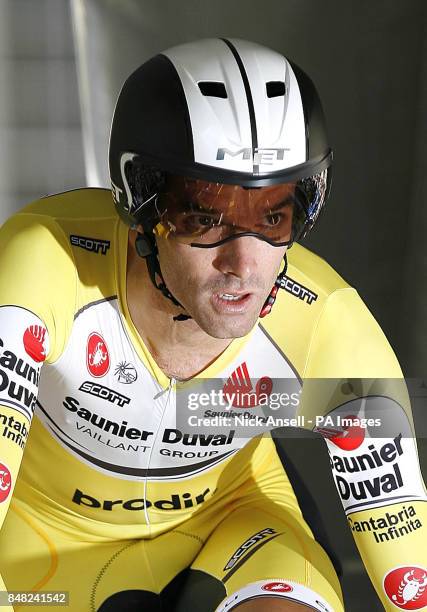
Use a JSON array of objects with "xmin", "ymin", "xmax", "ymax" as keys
[
  {"xmin": 211, "ymin": 291, "xmax": 253, "ymax": 313},
  {"xmin": 218, "ymin": 292, "xmax": 248, "ymax": 301}
]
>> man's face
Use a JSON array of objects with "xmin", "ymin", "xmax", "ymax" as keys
[{"xmin": 155, "ymin": 179, "xmax": 292, "ymax": 339}]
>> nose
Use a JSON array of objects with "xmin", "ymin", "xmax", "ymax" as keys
[{"xmin": 211, "ymin": 235, "xmax": 259, "ymax": 281}]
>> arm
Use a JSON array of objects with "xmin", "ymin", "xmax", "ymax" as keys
[
  {"xmin": 0, "ymin": 307, "xmax": 50, "ymax": 521},
  {"xmin": 0, "ymin": 308, "xmax": 50, "ymax": 610},
  {"xmin": 0, "ymin": 209, "xmax": 76, "ymax": 603},
  {"xmin": 302, "ymin": 288, "xmax": 427, "ymax": 611}
]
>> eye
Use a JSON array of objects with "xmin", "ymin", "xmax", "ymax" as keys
[
  {"xmin": 265, "ymin": 212, "xmax": 282, "ymax": 226},
  {"xmin": 182, "ymin": 211, "xmax": 220, "ymax": 232},
  {"xmin": 196, "ymin": 215, "xmax": 216, "ymax": 227}
]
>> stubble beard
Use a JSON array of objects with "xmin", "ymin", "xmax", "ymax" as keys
[{"xmin": 176, "ymin": 284, "xmax": 266, "ymax": 339}]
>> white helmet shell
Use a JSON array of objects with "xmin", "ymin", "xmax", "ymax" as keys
[{"xmin": 163, "ymin": 38, "xmax": 306, "ymax": 174}]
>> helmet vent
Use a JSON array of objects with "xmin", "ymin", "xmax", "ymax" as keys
[
  {"xmin": 198, "ymin": 81, "xmax": 228, "ymax": 98},
  {"xmin": 266, "ymin": 81, "xmax": 286, "ymax": 98}
]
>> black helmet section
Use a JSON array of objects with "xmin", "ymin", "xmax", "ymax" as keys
[
  {"xmin": 289, "ymin": 61, "xmax": 330, "ymax": 163},
  {"xmin": 109, "ymin": 53, "xmax": 194, "ymax": 227}
]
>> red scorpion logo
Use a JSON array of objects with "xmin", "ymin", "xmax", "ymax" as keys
[
  {"xmin": 86, "ymin": 333, "xmax": 110, "ymax": 377},
  {"xmin": 392, "ymin": 569, "xmax": 427, "ymax": 607},
  {"xmin": 0, "ymin": 463, "xmax": 12, "ymax": 503},
  {"xmin": 89, "ymin": 342, "xmax": 108, "ymax": 368}
]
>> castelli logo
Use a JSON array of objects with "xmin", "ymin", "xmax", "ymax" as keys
[
  {"xmin": 329, "ymin": 415, "xmax": 366, "ymax": 451},
  {"xmin": 23, "ymin": 325, "xmax": 48, "ymax": 363},
  {"xmin": 383, "ymin": 566, "xmax": 427, "ymax": 609},
  {"xmin": 0, "ymin": 463, "xmax": 12, "ymax": 503},
  {"xmin": 261, "ymin": 582, "xmax": 293, "ymax": 593},
  {"xmin": 223, "ymin": 362, "xmax": 272, "ymax": 408},
  {"xmin": 87, "ymin": 333, "xmax": 110, "ymax": 378}
]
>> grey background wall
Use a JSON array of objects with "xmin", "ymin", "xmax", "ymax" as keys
[
  {"xmin": 0, "ymin": 0, "xmax": 85, "ymax": 222},
  {"xmin": 1, "ymin": 1, "xmax": 426, "ymax": 610}
]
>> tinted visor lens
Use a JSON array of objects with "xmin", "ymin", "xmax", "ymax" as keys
[{"xmin": 153, "ymin": 171, "xmax": 328, "ymax": 247}]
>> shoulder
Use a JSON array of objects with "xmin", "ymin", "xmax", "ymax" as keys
[
  {"xmin": 0, "ymin": 188, "xmax": 116, "ymax": 361},
  {"xmin": 17, "ymin": 187, "xmax": 114, "ymax": 219},
  {"xmin": 286, "ymin": 242, "xmax": 350, "ymax": 298},
  {"xmin": 260, "ymin": 243, "xmax": 401, "ymax": 378},
  {"xmin": 1, "ymin": 187, "xmax": 115, "ymax": 239}
]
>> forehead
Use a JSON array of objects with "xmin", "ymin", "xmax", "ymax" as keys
[{"xmin": 164, "ymin": 176, "xmax": 296, "ymax": 208}]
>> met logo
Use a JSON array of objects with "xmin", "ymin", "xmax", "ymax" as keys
[{"xmin": 216, "ymin": 147, "xmax": 290, "ymax": 165}]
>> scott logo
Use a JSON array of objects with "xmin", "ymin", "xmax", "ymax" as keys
[
  {"xmin": 223, "ymin": 362, "xmax": 272, "ymax": 408},
  {"xmin": 224, "ymin": 528, "xmax": 276, "ymax": 570},
  {"xmin": 278, "ymin": 275, "xmax": 318, "ymax": 305},
  {"xmin": 78, "ymin": 381, "xmax": 130, "ymax": 407},
  {"xmin": 261, "ymin": 582, "xmax": 293, "ymax": 593},
  {"xmin": 70, "ymin": 235, "xmax": 110, "ymax": 255},
  {"xmin": 383, "ymin": 566, "xmax": 427, "ymax": 609},
  {"xmin": 216, "ymin": 147, "xmax": 289, "ymax": 166},
  {"xmin": 87, "ymin": 333, "xmax": 110, "ymax": 378},
  {"xmin": 0, "ymin": 462, "xmax": 12, "ymax": 503},
  {"xmin": 23, "ymin": 325, "xmax": 48, "ymax": 363}
]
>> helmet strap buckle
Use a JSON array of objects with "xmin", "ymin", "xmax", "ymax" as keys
[
  {"xmin": 135, "ymin": 232, "xmax": 155, "ymax": 258},
  {"xmin": 259, "ymin": 252, "xmax": 288, "ymax": 318}
]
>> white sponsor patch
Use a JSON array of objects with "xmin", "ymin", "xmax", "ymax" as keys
[
  {"xmin": 323, "ymin": 398, "xmax": 427, "ymax": 513},
  {"xmin": 35, "ymin": 300, "xmax": 297, "ymax": 481},
  {"xmin": 0, "ymin": 306, "xmax": 49, "ymax": 421}
]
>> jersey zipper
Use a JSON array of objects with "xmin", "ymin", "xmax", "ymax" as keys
[{"xmin": 143, "ymin": 377, "xmax": 176, "ymax": 528}]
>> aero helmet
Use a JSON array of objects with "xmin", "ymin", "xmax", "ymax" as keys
[{"xmin": 109, "ymin": 38, "xmax": 332, "ymax": 318}]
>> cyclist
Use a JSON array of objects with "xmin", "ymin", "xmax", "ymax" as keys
[{"xmin": 0, "ymin": 38, "xmax": 426, "ymax": 611}]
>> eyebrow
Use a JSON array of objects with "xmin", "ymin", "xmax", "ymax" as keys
[
  {"xmin": 183, "ymin": 196, "xmax": 295, "ymax": 215},
  {"xmin": 185, "ymin": 202, "xmax": 223, "ymax": 215},
  {"xmin": 266, "ymin": 197, "xmax": 295, "ymax": 212}
]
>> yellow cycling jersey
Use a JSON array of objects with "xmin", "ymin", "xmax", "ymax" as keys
[{"xmin": 0, "ymin": 188, "xmax": 426, "ymax": 611}]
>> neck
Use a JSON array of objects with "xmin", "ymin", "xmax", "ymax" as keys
[{"xmin": 126, "ymin": 230, "xmax": 232, "ymax": 379}]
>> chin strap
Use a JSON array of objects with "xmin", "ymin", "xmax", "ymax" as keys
[
  {"xmin": 135, "ymin": 231, "xmax": 288, "ymax": 322},
  {"xmin": 135, "ymin": 232, "xmax": 192, "ymax": 321}
]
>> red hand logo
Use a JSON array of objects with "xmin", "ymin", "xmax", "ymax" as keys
[
  {"xmin": 23, "ymin": 325, "xmax": 48, "ymax": 362},
  {"xmin": 329, "ymin": 415, "xmax": 365, "ymax": 450},
  {"xmin": 223, "ymin": 362, "xmax": 272, "ymax": 408}
]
